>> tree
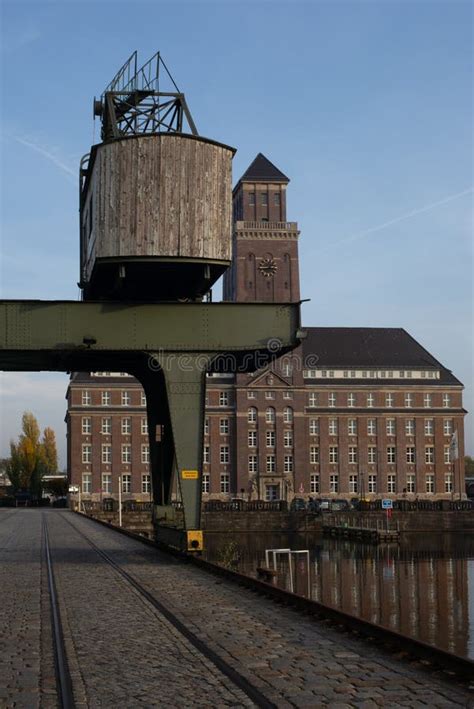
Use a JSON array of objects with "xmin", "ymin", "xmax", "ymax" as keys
[{"xmin": 5, "ymin": 412, "xmax": 58, "ymax": 497}]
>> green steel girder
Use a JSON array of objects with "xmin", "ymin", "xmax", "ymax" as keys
[{"xmin": 0, "ymin": 300, "xmax": 302, "ymax": 545}]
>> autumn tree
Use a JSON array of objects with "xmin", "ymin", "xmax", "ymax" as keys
[{"xmin": 5, "ymin": 412, "xmax": 58, "ymax": 497}]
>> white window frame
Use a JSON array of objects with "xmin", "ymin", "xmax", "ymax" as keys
[
  {"xmin": 406, "ymin": 446, "xmax": 415, "ymax": 464},
  {"xmin": 387, "ymin": 474, "xmax": 396, "ymax": 494},
  {"xmin": 121, "ymin": 391, "xmax": 131, "ymax": 407},
  {"xmin": 122, "ymin": 444, "xmax": 131, "ymax": 464},
  {"xmin": 266, "ymin": 430, "xmax": 275, "ymax": 448},
  {"xmin": 284, "ymin": 430, "xmax": 293, "ymax": 448},
  {"xmin": 425, "ymin": 446, "xmax": 434, "ymax": 464},
  {"xmin": 309, "ymin": 418, "xmax": 319, "ymax": 435},
  {"xmin": 424, "ymin": 393, "xmax": 432, "ymax": 408},
  {"xmin": 82, "ymin": 417, "xmax": 91, "ymax": 434},
  {"xmin": 424, "ymin": 419, "xmax": 434, "ymax": 436},
  {"xmin": 308, "ymin": 392, "xmax": 318, "ymax": 407},
  {"xmin": 349, "ymin": 475, "xmax": 358, "ymax": 493},
  {"xmin": 248, "ymin": 430, "xmax": 257, "ymax": 448},
  {"xmin": 347, "ymin": 393, "xmax": 355, "ymax": 408},
  {"xmin": 283, "ymin": 407, "xmax": 293, "ymax": 424},
  {"xmin": 348, "ymin": 446, "xmax": 357, "ymax": 464},
  {"xmin": 141, "ymin": 418, "xmax": 148, "ymax": 435},
  {"xmin": 82, "ymin": 390, "xmax": 91, "ymax": 406},
  {"xmin": 367, "ymin": 393, "xmax": 374, "ymax": 408},
  {"xmin": 426, "ymin": 475, "xmax": 435, "ymax": 494},
  {"xmin": 101, "ymin": 417, "xmax": 111, "ymax": 435},
  {"xmin": 386, "ymin": 393, "xmax": 394, "ymax": 408},
  {"xmin": 101, "ymin": 444, "xmax": 112, "ymax": 464},
  {"xmin": 310, "ymin": 474, "xmax": 320, "ymax": 494},
  {"xmin": 219, "ymin": 418, "xmax": 229, "ymax": 435},
  {"xmin": 266, "ymin": 455, "xmax": 276, "ymax": 473},
  {"xmin": 406, "ymin": 474, "xmax": 416, "ymax": 493},
  {"xmin": 387, "ymin": 446, "xmax": 396, "ymax": 464},
  {"xmin": 220, "ymin": 446, "xmax": 229, "ymax": 464},
  {"xmin": 310, "ymin": 446, "xmax": 319, "ymax": 464},
  {"xmin": 102, "ymin": 391, "xmax": 111, "ymax": 406},
  {"xmin": 82, "ymin": 444, "xmax": 91, "ymax": 464},
  {"xmin": 82, "ymin": 473, "xmax": 92, "ymax": 494},
  {"xmin": 142, "ymin": 474, "xmax": 151, "ymax": 494},
  {"xmin": 328, "ymin": 393, "xmax": 336, "ymax": 408},
  {"xmin": 386, "ymin": 419, "xmax": 396, "ymax": 436},
  {"xmin": 265, "ymin": 408, "xmax": 275, "ymax": 424},
  {"xmin": 368, "ymin": 475, "xmax": 377, "ymax": 493},
  {"xmin": 141, "ymin": 444, "xmax": 149, "ymax": 464},
  {"xmin": 284, "ymin": 455, "xmax": 293, "ymax": 473},
  {"xmin": 122, "ymin": 474, "xmax": 131, "ymax": 494},
  {"xmin": 121, "ymin": 417, "xmax": 131, "ymax": 435},
  {"xmin": 443, "ymin": 419, "xmax": 453, "ymax": 436},
  {"xmin": 248, "ymin": 407, "xmax": 257, "ymax": 423},
  {"xmin": 367, "ymin": 418, "xmax": 376, "ymax": 436},
  {"xmin": 368, "ymin": 446, "xmax": 377, "ymax": 464},
  {"xmin": 329, "ymin": 474, "xmax": 339, "ymax": 493},
  {"xmin": 329, "ymin": 418, "xmax": 338, "ymax": 436},
  {"xmin": 248, "ymin": 455, "xmax": 258, "ymax": 474},
  {"xmin": 405, "ymin": 419, "xmax": 415, "ymax": 436},
  {"xmin": 443, "ymin": 393, "xmax": 451, "ymax": 408},
  {"xmin": 203, "ymin": 445, "xmax": 210, "ymax": 464},
  {"xmin": 102, "ymin": 473, "xmax": 112, "ymax": 494},
  {"xmin": 329, "ymin": 446, "xmax": 338, "ymax": 464},
  {"xmin": 348, "ymin": 419, "xmax": 357, "ymax": 436},
  {"xmin": 219, "ymin": 391, "xmax": 229, "ymax": 407}
]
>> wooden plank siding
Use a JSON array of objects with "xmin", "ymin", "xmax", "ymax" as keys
[{"xmin": 83, "ymin": 134, "xmax": 233, "ymax": 284}]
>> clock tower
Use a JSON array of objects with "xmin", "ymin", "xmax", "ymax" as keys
[{"xmin": 223, "ymin": 153, "xmax": 300, "ymax": 303}]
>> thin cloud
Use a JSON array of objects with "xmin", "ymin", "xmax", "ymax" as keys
[
  {"xmin": 320, "ymin": 187, "xmax": 474, "ymax": 253},
  {"xmin": 15, "ymin": 136, "xmax": 77, "ymax": 182}
]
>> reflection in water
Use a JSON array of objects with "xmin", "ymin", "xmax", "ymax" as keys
[{"xmin": 204, "ymin": 532, "xmax": 474, "ymax": 660}]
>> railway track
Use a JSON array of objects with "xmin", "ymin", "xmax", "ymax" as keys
[{"xmin": 42, "ymin": 512, "xmax": 275, "ymax": 708}]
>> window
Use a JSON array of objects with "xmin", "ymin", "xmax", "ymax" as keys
[
  {"xmin": 329, "ymin": 446, "xmax": 338, "ymax": 464},
  {"xmin": 247, "ymin": 390, "xmax": 256, "ymax": 399},
  {"xmin": 283, "ymin": 391, "xmax": 293, "ymax": 400},
  {"xmin": 101, "ymin": 444, "xmax": 112, "ymax": 464},
  {"xmin": 248, "ymin": 455, "xmax": 258, "ymax": 474},
  {"xmin": 265, "ymin": 407, "xmax": 275, "ymax": 424},
  {"xmin": 368, "ymin": 475, "xmax": 377, "ymax": 493},
  {"xmin": 425, "ymin": 446, "xmax": 434, "ymax": 464},
  {"xmin": 406, "ymin": 446, "xmax": 415, "ymax": 464},
  {"xmin": 220, "ymin": 446, "xmax": 229, "ymax": 464},
  {"xmin": 310, "ymin": 474, "xmax": 320, "ymax": 494},
  {"xmin": 102, "ymin": 391, "xmax": 111, "ymax": 406},
  {"xmin": 368, "ymin": 446, "xmax": 377, "ymax": 464},
  {"xmin": 140, "ymin": 392, "xmax": 146, "ymax": 407},
  {"xmin": 82, "ymin": 390, "xmax": 91, "ymax": 406},
  {"xmin": 309, "ymin": 418, "xmax": 319, "ymax": 435},
  {"xmin": 248, "ymin": 407, "xmax": 257, "ymax": 423},
  {"xmin": 387, "ymin": 474, "xmax": 396, "ymax": 494},
  {"xmin": 100, "ymin": 473, "xmax": 111, "ymax": 494},
  {"xmin": 387, "ymin": 446, "xmax": 396, "ymax": 464},
  {"xmin": 349, "ymin": 475, "xmax": 358, "ymax": 493},
  {"xmin": 308, "ymin": 392, "xmax": 318, "ymax": 407},
  {"xmin": 444, "ymin": 446, "xmax": 451, "ymax": 464},
  {"xmin": 265, "ymin": 484, "xmax": 279, "ymax": 501},
  {"xmin": 82, "ymin": 444, "xmax": 91, "ymax": 464},
  {"xmin": 204, "ymin": 417, "xmax": 210, "ymax": 434},
  {"xmin": 265, "ymin": 391, "xmax": 275, "ymax": 400},
  {"xmin": 282, "ymin": 362, "xmax": 292, "ymax": 377},
  {"xmin": 82, "ymin": 417, "xmax": 91, "ymax": 434},
  {"xmin": 284, "ymin": 455, "xmax": 293, "ymax": 473},
  {"xmin": 405, "ymin": 419, "xmax": 415, "ymax": 436},
  {"xmin": 406, "ymin": 474, "xmax": 415, "ymax": 493},
  {"xmin": 367, "ymin": 393, "xmax": 374, "ymax": 408},
  {"xmin": 121, "ymin": 391, "xmax": 130, "ymax": 406},
  {"xmin": 220, "ymin": 473, "xmax": 230, "ymax": 494},
  {"xmin": 82, "ymin": 473, "xmax": 91, "ymax": 494},
  {"xmin": 249, "ymin": 192, "xmax": 255, "ymax": 206},
  {"xmin": 101, "ymin": 417, "xmax": 111, "ymax": 435},
  {"xmin": 203, "ymin": 445, "xmax": 210, "ymax": 464},
  {"xmin": 367, "ymin": 418, "xmax": 376, "ymax": 436},
  {"xmin": 443, "ymin": 419, "xmax": 453, "ymax": 436},
  {"xmin": 329, "ymin": 418, "xmax": 338, "ymax": 435},
  {"xmin": 310, "ymin": 446, "xmax": 319, "ymax": 464},
  {"xmin": 349, "ymin": 446, "xmax": 358, "ymax": 464},
  {"xmin": 284, "ymin": 430, "xmax": 293, "ymax": 448},
  {"xmin": 347, "ymin": 393, "xmax": 356, "ymax": 408},
  {"xmin": 386, "ymin": 419, "xmax": 396, "ymax": 436},
  {"xmin": 329, "ymin": 474, "xmax": 339, "ymax": 493},
  {"xmin": 141, "ymin": 418, "xmax": 148, "ymax": 435},
  {"xmin": 141, "ymin": 444, "xmax": 149, "ymax": 464},
  {"xmin": 261, "ymin": 192, "xmax": 268, "ymax": 206},
  {"xmin": 424, "ymin": 419, "xmax": 434, "ymax": 436},
  {"xmin": 424, "ymin": 393, "xmax": 432, "ymax": 408},
  {"xmin": 266, "ymin": 455, "xmax": 276, "ymax": 473},
  {"xmin": 386, "ymin": 393, "xmax": 394, "ymax": 408},
  {"xmin": 122, "ymin": 444, "xmax": 131, "ymax": 463},
  {"xmin": 328, "ymin": 393, "xmax": 336, "ymax": 408},
  {"xmin": 219, "ymin": 418, "xmax": 229, "ymax": 435},
  {"xmin": 445, "ymin": 474, "xmax": 453, "ymax": 493},
  {"xmin": 426, "ymin": 475, "xmax": 435, "ymax": 494},
  {"xmin": 443, "ymin": 393, "xmax": 451, "ymax": 408},
  {"xmin": 248, "ymin": 431, "xmax": 257, "ymax": 447},
  {"xmin": 348, "ymin": 419, "xmax": 357, "ymax": 436},
  {"xmin": 283, "ymin": 407, "xmax": 293, "ymax": 423},
  {"xmin": 142, "ymin": 474, "xmax": 151, "ymax": 494},
  {"xmin": 274, "ymin": 192, "xmax": 280, "ymax": 206},
  {"xmin": 405, "ymin": 393, "xmax": 413, "ymax": 408},
  {"xmin": 121, "ymin": 417, "xmax": 131, "ymax": 435},
  {"xmin": 122, "ymin": 474, "xmax": 131, "ymax": 493},
  {"xmin": 266, "ymin": 430, "xmax": 275, "ymax": 447},
  {"xmin": 219, "ymin": 391, "xmax": 229, "ymax": 407}
]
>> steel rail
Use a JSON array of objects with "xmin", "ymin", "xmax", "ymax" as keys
[
  {"xmin": 42, "ymin": 515, "xmax": 75, "ymax": 709},
  {"xmin": 60, "ymin": 513, "xmax": 276, "ymax": 709}
]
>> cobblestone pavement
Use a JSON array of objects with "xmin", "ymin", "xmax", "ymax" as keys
[{"xmin": 1, "ymin": 509, "xmax": 473, "ymax": 708}]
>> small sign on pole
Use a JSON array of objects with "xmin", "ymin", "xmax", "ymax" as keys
[{"xmin": 382, "ymin": 498, "xmax": 393, "ymax": 531}]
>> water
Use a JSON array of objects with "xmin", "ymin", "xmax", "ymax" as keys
[{"xmin": 204, "ymin": 532, "xmax": 474, "ymax": 661}]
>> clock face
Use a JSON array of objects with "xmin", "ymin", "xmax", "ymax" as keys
[{"xmin": 258, "ymin": 257, "xmax": 277, "ymax": 278}]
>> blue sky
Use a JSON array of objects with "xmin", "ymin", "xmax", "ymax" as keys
[{"xmin": 0, "ymin": 0, "xmax": 472, "ymax": 466}]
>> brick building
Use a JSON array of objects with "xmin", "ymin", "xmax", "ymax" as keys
[{"xmin": 67, "ymin": 154, "xmax": 466, "ymax": 502}]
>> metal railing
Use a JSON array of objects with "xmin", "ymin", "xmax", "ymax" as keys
[
  {"xmin": 203, "ymin": 500, "xmax": 288, "ymax": 512},
  {"xmin": 235, "ymin": 221, "xmax": 298, "ymax": 231}
]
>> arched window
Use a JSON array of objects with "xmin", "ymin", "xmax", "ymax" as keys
[
  {"xmin": 247, "ymin": 407, "xmax": 257, "ymax": 424},
  {"xmin": 283, "ymin": 406, "xmax": 293, "ymax": 424},
  {"xmin": 265, "ymin": 407, "xmax": 276, "ymax": 424}
]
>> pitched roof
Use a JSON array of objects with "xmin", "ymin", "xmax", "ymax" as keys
[
  {"xmin": 301, "ymin": 327, "xmax": 462, "ymax": 385},
  {"xmin": 238, "ymin": 153, "xmax": 289, "ymax": 183}
]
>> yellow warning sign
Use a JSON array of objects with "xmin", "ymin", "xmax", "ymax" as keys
[
  {"xmin": 181, "ymin": 469, "xmax": 198, "ymax": 480},
  {"xmin": 187, "ymin": 530, "xmax": 203, "ymax": 551}
]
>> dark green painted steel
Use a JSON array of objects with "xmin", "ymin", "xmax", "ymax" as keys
[{"xmin": 0, "ymin": 300, "xmax": 301, "ymax": 534}]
